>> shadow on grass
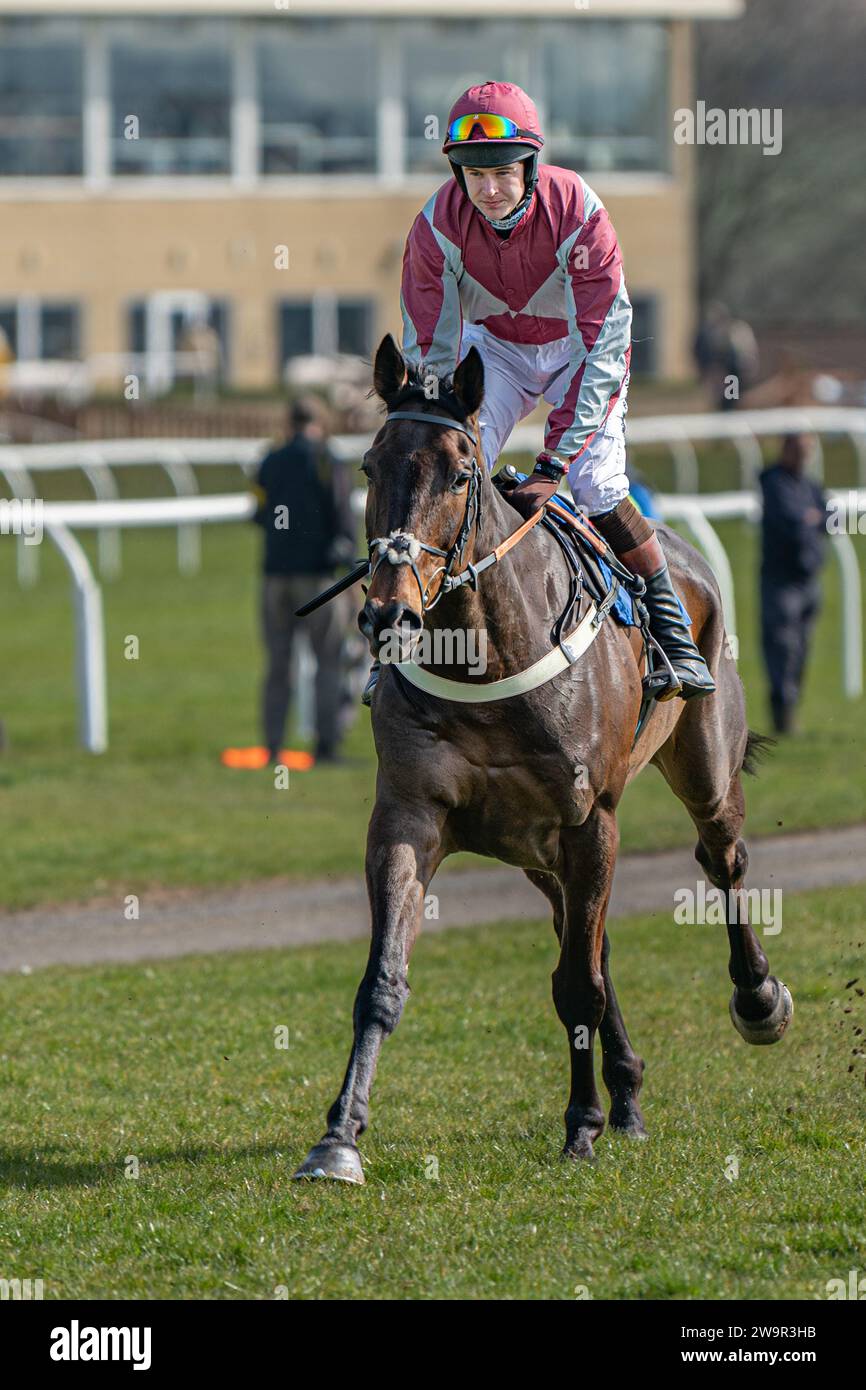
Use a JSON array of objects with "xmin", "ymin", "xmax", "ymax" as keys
[{"xmin": 0, "ymin": 1138, "xmax": 296, "ymax": 1193}]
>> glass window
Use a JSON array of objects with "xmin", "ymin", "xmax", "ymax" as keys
[
  {"xmin": 0, "ymin": 19, "xmax": 83, "ymax": 176},
  {"xmin": 41, "ymin": 303, "xmax": 80, "ymax": 360},
  {"xmin": 0, "ymin": 305, "xmax": 17, "ymax": 357},
  {"xmin": 278, "ymin": 302, "xmax": 314, "ymax": 367},
  {"xmin": 109, "ymin": 19, "xmax": 231, "ymax": 175},
  {"xmin": 127, "ymin": 296, "xmax": 229, "ymax": 389},
  {"xmin": 337, "ymin": 300, "xmax": 373, "ymax": 357},
  {"xmin": 402, "ymin": 21, "xmax": 532, "ymax": 174},
  {"xmin": 257, "ymin": 20, "xmax": 377, "ymax": 174},
  {"xmin": 541, "ymin": 21, "xmax": 669, "ymax": 174},
  {"xmin": 630, "ymin": 296, "xmax": 658, "ymax": 377},
  {"xmin": 0, "ymin": 302, "xmax": 80, "ymax": 359}
]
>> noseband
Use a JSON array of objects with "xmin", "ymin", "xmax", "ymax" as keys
[{"xmin": 368, "ymin": 410, "xmax": 484, "ymax": 612}]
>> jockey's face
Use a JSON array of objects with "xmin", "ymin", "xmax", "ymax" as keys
[{"xmin": 462, "ymin": 162, "xmax": 526, "ymax": 218}]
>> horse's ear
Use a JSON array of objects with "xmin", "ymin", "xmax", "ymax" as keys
[
  {"xmin": 452, "ymin": 346, "xmax": 485, "ymax": 419},
  {"xmin": 373, "ymin": 334, "xmax": 408, "ymax": 405}
]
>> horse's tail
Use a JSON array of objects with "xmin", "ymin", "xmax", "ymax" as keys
[{"xmin": 741, "ymin": 729, "xmax": 776, "ymax": 777}]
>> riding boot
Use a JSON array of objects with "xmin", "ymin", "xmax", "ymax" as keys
[
  {"xmin": 636, "ymin": 562, "xmax": 717, "ymax": 702},
  {"xmin": 590, "ymin": 499, "xmax": 716, "ymax": 704},
  {"xmin": 361, "ymin": 660, "xmax": 380, "ymax": 707}
]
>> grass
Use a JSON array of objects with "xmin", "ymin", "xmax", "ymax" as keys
[
  {"xmin": 0, "ymin": 882, "xmax": 863, "ymax": 1299},
  {"xmin": 0, "ymin": 444, "xmax": 864, "ymax": 910}
]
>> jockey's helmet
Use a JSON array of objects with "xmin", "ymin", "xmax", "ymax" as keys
[{"xmin": 442, "ymin": 81, "xmax": 544, "ymax": 213}]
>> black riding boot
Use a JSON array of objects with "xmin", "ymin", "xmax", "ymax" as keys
[
  {"xmin": 361, "ymin": 661, "xmax": 380, "ymax": 707},
  {"xmin": 639, "ymin": 563, "xmax": 716, "ymax": 701}
]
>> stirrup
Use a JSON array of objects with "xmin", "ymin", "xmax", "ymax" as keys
[{"xmin": 642, "ymin": 632, "xmax": 683, "ymax": 702}]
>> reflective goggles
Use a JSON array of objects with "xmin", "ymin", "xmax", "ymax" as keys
[{"xmin": 446, "ymin": 112, "xmax": 539, "ymax": 143}]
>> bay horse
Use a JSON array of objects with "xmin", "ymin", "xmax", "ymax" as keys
[{"xmin": 293, "ymin": 335, "xmax": 792, "ymax": 1182}]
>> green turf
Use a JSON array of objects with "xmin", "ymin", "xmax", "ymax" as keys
[
  {"xmin": 0, "ymin": 446, "xmax": 864, "ymax": 909},
  {"xmin": 0, "ymin": 882, "xmax": 863, "ymax": 1299}
]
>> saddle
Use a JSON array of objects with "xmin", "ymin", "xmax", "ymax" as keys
[{"xmin": 494, "ymin": 466, "xmax": 659, "ymax": 744}]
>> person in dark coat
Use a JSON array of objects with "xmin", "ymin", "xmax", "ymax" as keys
[
  {"xmin": 758, "ymin": 433, "xmax": 828, "ymax": 734},
  {"xmin": 252, "ymin": 396, "xmax": 355, "ymax": 763}
]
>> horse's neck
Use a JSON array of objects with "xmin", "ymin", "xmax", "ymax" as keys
[{"xmin": 427, "ymin": 479, "xmax": 560, "ymax": 679}]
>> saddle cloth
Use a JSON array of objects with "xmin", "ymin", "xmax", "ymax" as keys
[{"xmin": 534, "ymin": 484, "xmax": 691, "ymax": 629}]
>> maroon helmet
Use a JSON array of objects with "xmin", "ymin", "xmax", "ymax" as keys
[{"xmin": 443, "ymin": 81, "xmax": 544, "ymax": 202}]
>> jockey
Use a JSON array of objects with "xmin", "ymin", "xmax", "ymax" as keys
[{"xmin": 365, "ymin": 80, "xmax": 714, "ymax": 706}]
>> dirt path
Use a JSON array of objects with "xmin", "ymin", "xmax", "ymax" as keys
[{"xmin": 2, "ymin": 824, "xmax": 864, "ymax": 976}]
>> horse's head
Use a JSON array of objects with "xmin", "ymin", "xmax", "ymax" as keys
[{"xmin": 359, "ymin": 333, "xmax": 485, "ymax": 654}]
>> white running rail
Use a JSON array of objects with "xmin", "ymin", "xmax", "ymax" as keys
[{"xmin": 2, "ymin": 486, "xmax": 862, "ymax": 752}]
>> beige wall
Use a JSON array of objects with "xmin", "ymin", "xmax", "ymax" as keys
[{"xmin": 0, "ymin": 23, "xmax": 697, "ymax": 386}]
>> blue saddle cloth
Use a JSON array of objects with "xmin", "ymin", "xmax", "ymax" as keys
[{"xmin": 543, "ymin": 490, "xmax": 639, "ymax": 627}]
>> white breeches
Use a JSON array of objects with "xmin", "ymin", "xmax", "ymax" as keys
[{"xmin": 459, "ymin": 322, "xmax": 630, "ymax": 516}]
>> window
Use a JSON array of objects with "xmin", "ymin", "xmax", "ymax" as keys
[
  {"xmin": 0, "ymin": 16, "xmax": 672, "ymax": 186},
  {"xmin": 337, "ymin": 301, "xmax": 373, "ymax": 357},
  {"xmin": 109, "ymin": 19, "xmax": 232, "ymax": 175},
  {"xmin": 630, "ymin": 295, "xmax": 658, "ymax": 378},
  {"xmin": 0, "ymin": 301, "xmax": 80, "ymax": 359},
  {"xmin": 541, "ymin": 21, "xmax": 669, "ymax": 174},
  {"xmin": 0, "ymin": 19, "xmax": 83, "ymax": 175},
  {"xmin": 0, "ymin": 305, "xmax": 17, "ymax": 357},
  {"xmin": 127, "ymin": 294, "xmax": 229, "ymax": 393},
  {"xmin": 257, "ymin": 21, "xmax": 377, "ymax": 174},
  {"xmin": 278, "ymin": 297, "xmax": 374, "ymax": 371},
  {"xmin": 279, "ymin": 303, "xmax": 314, "ymax": 365},
  {"xmin": 40, "ymin": 304, "xmax": 81, "ymax": 360},
  {"xmin": 402, "ymin": 21, "xmax": 532, "ymax": 174}
]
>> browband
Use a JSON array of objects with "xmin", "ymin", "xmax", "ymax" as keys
[{"xmin": 385, "ymin": 410, "xmax": 477, "ymax": 442}]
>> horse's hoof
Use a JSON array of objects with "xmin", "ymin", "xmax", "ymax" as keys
[
  {"xmin": 729, "ymin": 976, "xmax": 793, "ymax": 1046},
  {"xmin": 561, "ymin": 1130, "xmax": 598, "ymax": 1163},
  {"xmin": 608, "ymin": 1099, "xmax": 648, "ymax": 1138},
  {"xmin": 292, "ymin": 1142, "xmax": 365, "ymax": 1184},
  {"xmin": 609, "ymin": 1118, "xmax": 649, "ymax": 1140}
]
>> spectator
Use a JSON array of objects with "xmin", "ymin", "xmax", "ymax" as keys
[
  {"xmin": 758, "ymin": 433, "xmax": 828, "ymax": 734},
  {"xmin": 694, "ymin": 302, "xmax": 759, "ymax": 411},
  {"xmin": 694, "ymin": 300, "xmax": 730, "ymax": 399},
  {"xmin": 178, "ymin": 316, "xmax": 221, "ymax": 399},
  {"xmin": 720, "ymin": 317, "xmax": 759, "ymax": 411},
  {"xmin": 252, "ymin": 395, "xmax": 355, "ymax": 764}
]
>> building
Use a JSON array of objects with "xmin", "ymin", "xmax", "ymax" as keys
[{"xmin": 0, "ymin": 0, "xmax": 742, "ymax": 395}]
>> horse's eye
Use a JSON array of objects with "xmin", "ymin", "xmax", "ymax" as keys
[{"xmin": 450, "ymin": 473, "xmax": 471, "ymax": 493}]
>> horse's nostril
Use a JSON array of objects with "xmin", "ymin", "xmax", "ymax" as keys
[{"xmin": 378, "ymin": 602, "xmax": 422, "ymax": 636}]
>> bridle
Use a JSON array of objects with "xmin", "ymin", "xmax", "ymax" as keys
[
  {"xmin": 368, "ymin": 410, "xmax": 483, "ymax": 612},
  {"xmin": 368, "ymin": 408, "xmax": 543, "ymax": 612}
]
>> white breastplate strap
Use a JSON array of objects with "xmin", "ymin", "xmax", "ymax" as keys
[{"xmin": 394, "ymin": 600, "xmax": 602, "ymax": 703}]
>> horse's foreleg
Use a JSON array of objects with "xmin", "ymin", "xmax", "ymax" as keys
[
  {"xmin": 293, "ymin": 800, "xmax": 444, "ymax": 1184},
  {"xmin": 599, "ymin": 930, "xmax": 647, "ymax": 1137},
  {"xmin": 553, "ymin": 808, "xmax": 619, "ymax": 1162}
]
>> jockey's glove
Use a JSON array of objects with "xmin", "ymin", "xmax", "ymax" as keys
[{"xmin": 507, "ymin": 453, "xmax": 567, "ymax": 519}]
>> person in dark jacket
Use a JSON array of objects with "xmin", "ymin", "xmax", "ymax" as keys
[
  {"xmin": 758, "ymin": 433, "xmax": 828, "ymax": 734},
  {"xmin": 252, "ymin": 396, "xmax": 355, "ymax": 763}
]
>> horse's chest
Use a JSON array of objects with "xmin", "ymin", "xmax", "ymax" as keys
[{"xmin": 450, "ymin": 755, "xmax": 585, "ymax": 868}]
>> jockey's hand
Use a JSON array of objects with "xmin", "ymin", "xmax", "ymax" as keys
[{"xmin": 507, "ymin": 456, "xmax": 566, "ymax": 520}]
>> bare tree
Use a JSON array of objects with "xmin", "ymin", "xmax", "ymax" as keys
[{"xmin": 694, "ymin": 0, "xmax": 865, "ymax": 324}]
